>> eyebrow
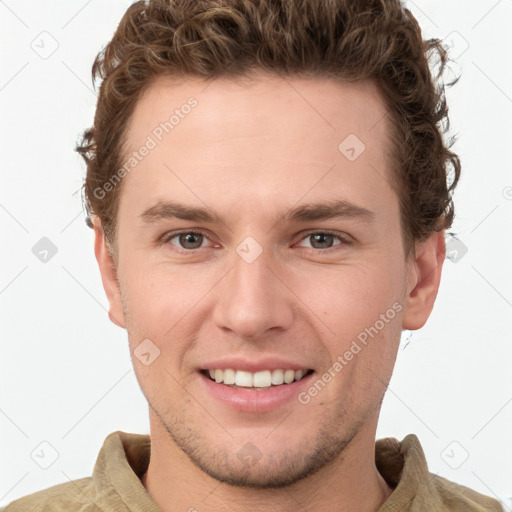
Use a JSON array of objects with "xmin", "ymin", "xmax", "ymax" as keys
[{"xmin": 139, "ymin": 199, "xmax": 375, "ymax": 226}]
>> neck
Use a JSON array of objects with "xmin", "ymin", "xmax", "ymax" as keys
[{"xmin": 141, "ymin": 411, "xmax": 394, "ymax": 512}]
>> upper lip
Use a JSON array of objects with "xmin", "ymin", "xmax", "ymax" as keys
[{"xmin": 200, "ymin": 357, "xmax": 312, "ymax": 373}]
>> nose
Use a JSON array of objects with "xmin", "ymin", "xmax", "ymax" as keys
[{"xmin": 212, "ymin": 244, "xmax": 294, "ymax": 341}]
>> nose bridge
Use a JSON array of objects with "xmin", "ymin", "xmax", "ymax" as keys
[{"xmin": 212, "ymin": 240, "xmax": 294, "ymax": 340}]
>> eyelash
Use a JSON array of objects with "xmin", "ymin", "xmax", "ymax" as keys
[{"xmin": 160, "ymin": 229, "xmax": 352, "ymax": 254}]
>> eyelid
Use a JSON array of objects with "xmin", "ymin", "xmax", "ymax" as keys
[{"xmin": 297, "ymin": 229, "xmax": 352, "ymax": 244}]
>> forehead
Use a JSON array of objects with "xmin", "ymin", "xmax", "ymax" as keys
[
  {"xmin": 125, "ymin": 73, "xmax": 390, "ymax": 151},
  {"xmin": 120, "ymin": 73, "xmax": 396, "ymax": 222}
]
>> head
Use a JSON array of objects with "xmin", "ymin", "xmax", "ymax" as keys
[{"xmin": 79, "ymin": 0, "xmax": 459, "ymax": 489}]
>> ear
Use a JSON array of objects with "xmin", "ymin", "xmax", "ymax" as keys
[
  {"xmin": 402, "ymin": 230, "xmax": 446, "ymax": 331},
  {"xmin": 92, "ymin": 217, "xmax": 126, "ymax": 329}
]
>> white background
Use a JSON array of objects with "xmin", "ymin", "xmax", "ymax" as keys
[{"xmin": 1, "ymin": 0, "xmax": 511, "ymax": 508}]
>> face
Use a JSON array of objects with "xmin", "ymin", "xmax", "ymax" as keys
[{"xmin": 95, "ymin": 73, "xmax": 443, "ymax": 488}]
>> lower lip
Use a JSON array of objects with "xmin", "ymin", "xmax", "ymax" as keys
[{"xmin": 198, "ymin": 371, "xmax": 315, "ymax": 413}]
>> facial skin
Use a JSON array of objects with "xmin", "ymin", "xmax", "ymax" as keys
[{"xmin": 94, "ymin": 74, "xmax": 445, "ymax": 512}]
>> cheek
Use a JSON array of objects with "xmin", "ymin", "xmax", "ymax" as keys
[
  {"xmin": 292, "ymin": 260, "xmax": 404, "ymax": 341},
  {"xmin": 120, "ymin": 255, "xmax": 185, "ymax": 308},
  {"xmin": 117, "ymin": 259, "xmax": 171, "ymax": 338},
  {"xmin": 118, "ymin": 261, "xmax": 209, "ymax": 361}
]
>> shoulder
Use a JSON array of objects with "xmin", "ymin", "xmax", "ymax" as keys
[
  {"xmin": 376, "ymin": 434, "xmax": 504, "ymax": 511},
  {"xmin": 1, "ymin": 477, "xmax": 100, "ymax": 511},
  {"xmin": 428, "ymin": 473, "xmax": 503, "ymax": 512},
  {"xmin": 1, "ymin": 430, "xmax": 151, "ymax": 511}
]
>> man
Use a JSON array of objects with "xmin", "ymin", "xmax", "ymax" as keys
[{"xmin": 3, "ymin": 0, "xmax": 503, "ymax": 510}]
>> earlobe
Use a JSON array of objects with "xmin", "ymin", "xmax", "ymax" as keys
[
  {"xmin": 402, "ymin": 230, "xmax": 446, "ymax": 331},
  {"xmin": 92, "ymin": 217, "xmax": 126, "ymax": 329}
]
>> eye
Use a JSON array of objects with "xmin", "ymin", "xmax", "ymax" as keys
[
  {"xmin": 296, "ymin": 230, "xmax": 350, "ymax": 251},
  {"xmin": 162, "ymin": 230, "xmax": 213, "ymax": 251},
  {"xmin": 160, "ymin": 229, "xmax": 351, "ymax": 253}
]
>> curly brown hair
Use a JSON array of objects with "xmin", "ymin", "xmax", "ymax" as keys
[{"xmin": 76, "ymin": 0, "xmax": 460, "ymax": 256}]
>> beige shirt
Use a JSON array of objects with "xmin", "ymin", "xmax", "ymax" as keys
[{"xmin": 2, "ymin": 431, "xmax": 503, "ymax": 511}]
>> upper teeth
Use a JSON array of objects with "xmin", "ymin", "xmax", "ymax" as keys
[{"xmin": 207, "ymin": 368, "xmax": 308, "ymax": 387}]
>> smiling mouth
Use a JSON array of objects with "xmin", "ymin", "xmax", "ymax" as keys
[{"xmin": 200, "ymin": 368, "xmax": 315, "ymax": 390}]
